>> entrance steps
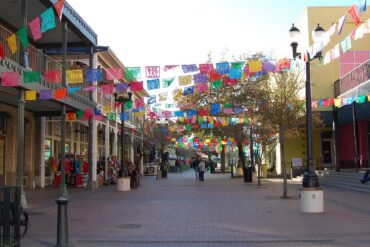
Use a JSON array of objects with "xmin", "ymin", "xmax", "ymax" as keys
[{"xmin": 318, "ymin": 170, "xmax": 370, "ymax": 193}]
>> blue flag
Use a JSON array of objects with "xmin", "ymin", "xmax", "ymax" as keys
[
  {"xmin": 216, "ymin": 62, "xmax": 230, "ymax": 74},
  {"xmin": 183, "ymin": 86, "xmax": 194, "ymax": 96},
  {"xmin": 229, "ymin": 68, "xmax": 242, "ymax": 79},
  {"xmin": 211, "ymin": 104, "xmax": 221, "ymax": 115},
  {"xmin": 86, "ymin": 69, "xmax": 103, "ymax": 82},
  {"xmin": 40, "ymin": 8, "xmax": 56, "ymax": 33},
  {"xmin": 147, "ymin": 79, "xmax": 160, "ymax": 90},
  {"xmin": 147, "ymin": 95, "xmax": 156, "ymax": 105}
]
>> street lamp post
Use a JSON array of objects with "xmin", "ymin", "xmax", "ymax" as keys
[
  {"xmin": 289, "ymin": 23, "xmax": 325, "ymax": 213},
  {"xmin": 114, "ymin": 92, "xmax": 132, "ymax": 177},
  {"xmin": 289, "ymin": 23, "xmax": 325, "ymax": 188}
]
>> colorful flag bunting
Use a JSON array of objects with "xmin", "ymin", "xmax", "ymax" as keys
[
  {"xmin": 0, "ymin": 44, "xmax": 4, "ymax": 59},
  {"xmin": 183, "ymin": 86, "xmax": 194, "ymax": 96},
  {"xmin": 211, "ymin": 80, "xmax": 223, "ymax": 90},
  {"xmin": 1, "ymin": 72, "xmax": 20, "ymax": 86},
  {"xmin": 216, "ymin": 62, "xmax": 230, "ymax": 74},
  {"xmin": 211, "ymin": 104, "xmax": 221, "ymax": 115},
  {"xmin": 115, "ymin": 83, "xmax": 128, "ymax": 92},
  {"xmin": 68, "ymin": 87, "xmax": 81, "ymax": 93},
  {"xmin": 172, "ymin": 89, "xmax": 182, "ymax": 100},
  {"xmin": 163, "ymin": 65, "xmax": 179, "ymax": 71},
  {"xmin": 40, "ymin": 8, "xmax": 56, "ymax": 33},
  {"xmin": 54, "ymin": 88, "xmax": 67, "ymax": 99},
  {"xmin": 179, "ymin": 75, "xmax": 192, "ymax": 86},
  {"xmin": 53, "ymin": 0, "xmax": 65, "ymax": 21},
  {"xmin": 39, "ymin": 89, "xmax": 52, "ymax": 99},
  {"xmin": 101, "ymin": 84, "xmax": 115, "ymax": 94},
  {"xmin": 66, "ymin": 112, "xmax": 76, "ymax": 121},
  {"xmin": 159, "ymin": 92, "xmax": 168, "ymax": 102},
  {"xmin": 348, "ymin": 5, "xmax": 361, "ymax": 26},
  {"xmin": 162, "ymin": 77, "xmax": 175, "ymax": 88},
  {"xmin": 197, "ymin": 82, "xmax": 209, "ymax": 93},
  {"xmin": 130, "ymin": 81, "xmax": 144, "ymax": 91},
  {"xmin": 263, "ymin": 61, "xmax": 277, "ymax": 72},
  {"xmin": 147, "ymin": 79, "xmax": 160, "ymax": 90},
  {"xmin": 44, "ymin": 70, "xmax": 62, "ymax": 83},
  {"xmin": 16, "ymin": 26, "xmax": 28, "ymax": 49},
  {"xmin": 6, "ymin": 34, "xmax": 17, "ymax": 54},
  {"xmin": 182, "ymin": 64, "xmax": 198, "ymax": 73},
  {"xmin": 199, "ymin": 64, "xmax": 214, "ymax": 74},
  {"xmin": 135, "ymin": 98, "xmax": 144, "ymax": 108},
  {"xmin": 28, "ymin": 17, "xmax": 42, "ymax": 41},
  {"xmin": 147, "ymin": 95, "xmax": 156, "ymax": 105},
  {"xmin": 105, "ymin": 68, "xmax": 122, "ymax": 80},
  {"xmin": 125, "ymin": 67, "xmax": 141, "ymax": 80},
  {"xmin": 338, "ymin": 15, "xmax": 346, "ymax": 35},
  {"xmin": 145, "ymin": 66, "xmax": 160, "ymax": 78},
  {"xmin": 341, "ymin": 35, "xmax": 352, "ymax": 53},
  {"xmin": 193, "ymin": 73, "xmax": 208, "ymax": 83},
  {"xmin": 23, "ymin": 71, "xmax": 41, "ymax": 83},
  {"xmin": 86, "ymin": 69, "xmax": 103, "ymax": 82},
  {"xmin": 25, "ymin": 90, "xmax": 37, "ymax": 101},
  {"xmin": 229, "ymin": 68, "xmax": 242, "ymax": 79},
  {"xmin": 66, "ymin": 70, "xmax": 83, "ymax": 83}
]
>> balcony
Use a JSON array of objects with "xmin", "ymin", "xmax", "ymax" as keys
[
  {"xmin": 337, "ymin": 59, "xmax": 370, "ymax": 98},
  {"xmin": 0, "ymin": 23, "xmax": 96, "ymax": 110}
]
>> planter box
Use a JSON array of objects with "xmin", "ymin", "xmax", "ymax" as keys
[{"xmin": 116, "ymin": 177, "xmax": 131, "ymax": 191}]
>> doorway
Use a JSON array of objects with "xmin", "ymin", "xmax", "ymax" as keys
[{"xmin": 321, "ymin": 139, "xmax": 332, "ymax": 169}]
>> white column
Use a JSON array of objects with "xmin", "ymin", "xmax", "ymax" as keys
[
  {"xmin": 104, "ymin": 122, "xmax": 110, "ymax": 180},
  {"xmin": 113, "ymin": 127, "xmax": 118, "ymax": 157},
  {"xmin": 130, "ymin": 132, "xmax": 134, "ymax": 163},
  {"xmin": 40, "ymin": 117, "xmax": 46, "ymax": 188},
  {"xmin": 276, "ymin": 142, "xmax": 281, "ymax": 174}
]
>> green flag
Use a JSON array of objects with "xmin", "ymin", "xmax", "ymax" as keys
[
  {"xmin": 16, "ymin": 26, "xmax": 29, "ymax": 48},
  {"xmin": 124, "ymin": 100, "xmax": 133, "ymax": 109},
  {"xmin": 108, "ymin": 113, "xmax": 116, "ymax": 121},
  {"xmin": 23, "ymin": 71, "xmax": 40, "ymax": 83},
  {"xmin": 76, "ymin": 110, "xmax": 84, "ymax": 119},
  {"xmin": 231, "ymin": 61, "xmax": 245, "ymax": 69},
  {"xmin": 356, "ymin": 96, "xmax": 367, "ymax": 104},
  {"xmin": 162, "ymin": 77, "xmax": 175, "ymax": 88},
  {"xmin": 211, "ymin": 80, "xmax": 223, "ymax": 90}
]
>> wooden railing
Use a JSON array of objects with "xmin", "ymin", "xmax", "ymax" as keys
[{"xmin": 339, "ymin": 60, "xmax": 370, "ymax": 96}]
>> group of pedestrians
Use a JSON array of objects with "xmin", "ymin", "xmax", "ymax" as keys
[{"xmin": 191, "ymin": 156, "xmax": 206, "ymax": 181}]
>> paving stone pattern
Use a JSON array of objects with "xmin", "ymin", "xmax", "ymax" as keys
[{"xmin": 22, "ymin": 171, "xmax": 370, "ymax": 247}]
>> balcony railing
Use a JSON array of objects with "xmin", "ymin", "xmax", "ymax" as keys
[{"xmin": 338, "ymin": 60, "xmax": 370, "ymax": 97}]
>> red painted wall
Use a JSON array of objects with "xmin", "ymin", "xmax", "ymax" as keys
[{"xmin": 358, "ymin": 120, "xmax": 369, "ymax": 166}]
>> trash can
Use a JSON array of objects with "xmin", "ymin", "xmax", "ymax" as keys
[{"xmin": 243, "ymin": 166, "xmax": 253, "ymax": 183}]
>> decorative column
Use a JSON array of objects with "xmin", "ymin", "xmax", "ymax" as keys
[
  {"xmin": 104, "ymin": 121, "xmax": 110, "ymax": 180},
  {"xmin": 40, "ymin": 117, "xmax": 46, "ymax": 188}
]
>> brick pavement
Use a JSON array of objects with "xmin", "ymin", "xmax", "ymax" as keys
[{"xmin": 21, "ymin": 170, "xmax": 370, "ymax": 247}]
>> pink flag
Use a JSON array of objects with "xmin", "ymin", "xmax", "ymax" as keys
[
  {"xmin": 135, "ymin": 98, "xmax": 144, "ymax": 108},
  {"xmin": 83, "ymin": 85, "xmax": 97, "ymax": 91},
  {"xmin": 44, "ymin": 70, "xmax": 61, "ymax": 83},
  {"xmin": 105, "ymin": 68, "xmax": 122, "ymax": 80},
  {"xmin": 1, "ymin": 72, "xmax": 20, "ymax": 86},
  {"xmin": 198, "ymin": 109, "xmax": 209, "ymax": 116},
  {"xmin": 130, "ymin": 81, "xmax": 143, "ymax": 91},
  {"xmin": 53, "ymin": 0, "xmax": 64, "ymax": 21},
  {"xmin": 145, "ymin": 66, "xmax": 160, "ymax": 78},
  {"xmin": 84, "ymin": 109, "xmax": 94, "ymax": 118},
  {"xmin": 101, "ymin": 84, "xmax": 114, "ymax": 94},
  {"xmin": 28, "ymin": 17, "xmax": 42, "ymax": 41},
  {"xmin": 348, "ymin": 5, "xmax": 361, "ymax": 26},
  {"xmin": 197, "ymin": 82, "xmax": 209, "ymax": 93},
  {"xmin": 163, "ymin": 65, "xmax": 179, "ymax": 71},
  {"xmin": 199, "ymin": 64, "xmax": 214, "ymax": 74},
  {"xmin": 224, "ymin": 77, "xmax": 237, "ymax": 86}
]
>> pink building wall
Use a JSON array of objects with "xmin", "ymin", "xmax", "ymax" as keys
[{"xmin": 339, "ymin": 50, "xmax": 370, "ymax": 77}]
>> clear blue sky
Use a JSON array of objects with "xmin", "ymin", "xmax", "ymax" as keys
[{"xmin": 68, "ymin": 0, "xmax": 354, "ymax": 67}]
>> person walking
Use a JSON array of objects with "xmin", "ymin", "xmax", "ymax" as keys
[
  {"xmin": 192, "ymin": 157, "xmax": 200, "ymax": 180},
  {"xmin": 198, "ymin": 159, "xmax": 206, "ymax": 181}
]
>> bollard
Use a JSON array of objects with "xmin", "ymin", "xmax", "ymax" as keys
[{"xmin": 55, "ymin": 194, "xmax": 71, "ymax": 247}]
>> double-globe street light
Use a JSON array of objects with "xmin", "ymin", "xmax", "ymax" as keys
[
  {"xmin": 289, "ymin": 23, "xmax": 325, "ymax": 188},
  {"xmin": 114, "ymin": 91, "xmax": 132, "ymax": 177}
]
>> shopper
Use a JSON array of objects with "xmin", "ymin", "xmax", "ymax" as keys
[
  {"xmin": 198, "ymin": 159, "xmax": 206, "ymax": 181},
  {"xmin": 192, "ymin": 157, "xmax": 200, "ymax": 180}
]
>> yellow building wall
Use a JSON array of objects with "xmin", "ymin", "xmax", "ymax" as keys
[{"xmin": 307, "ymin": 6, "xmax": 370, "ymax": 100}]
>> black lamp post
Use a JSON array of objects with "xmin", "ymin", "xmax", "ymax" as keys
[
  {"xmin": 289, "ymin": 23, "xmax": 325, "ymax": 188},
  {"xmin": 114, "ymin": 91, "xmax": 132, "ymax": 177}
]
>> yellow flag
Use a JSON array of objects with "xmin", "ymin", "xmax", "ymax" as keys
[
  {"xmin": 25, "ymin": 90, "xmax": 37, "ymax": 101},
  {"xmin": 248, "ymin": 60, "xmax": 262, "ymax": 73},
  {"xmin": 208, "ymin": 116, "xmax": 214, "ymax": 124},
  {"xmin": 178, "ymin": 75, "xmax": 192, "ymax": 86},
  {"xmin": 6, "ymin": 34, "xmax": 17, "ymax": 54},
  {"xmin": 178, "ymin": 117, "xmax": 185, "ymax": 122},
  {"xmin": 333, "ymin": 98, "xmax": 342, "ymax": 107},
  {"xmin": 240, "ymin": 118, "xmax": 244, "ymax": 123},
  {"xmin": 103, "ymin": 105, "xmax": 112, "ymax": 114},
  {"xmin": 173, "ymin": 89, "xmax": 183, "ymax": 100},
  {"xmin": 66, "ymin": 70, "xmax": 84, "ymax": 83},
  {"xmin": 368, "ymin": 94, "xmax": 370, "ymax": 102}
]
